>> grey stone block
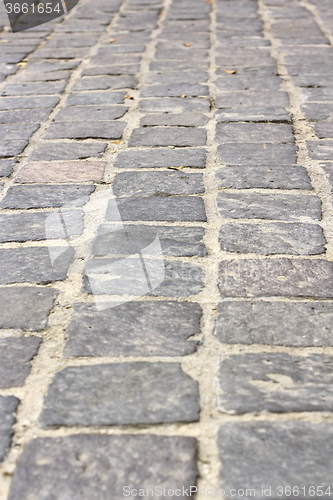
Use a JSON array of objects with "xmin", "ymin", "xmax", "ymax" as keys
[
  {"xmin": 65, "ymin": 91, "xmax": 124, "ymax": 106},
  {"xmin": 219, "ymin": 222, "xmax": 325, "ymax": 255},
  {"xmin": 0, "ymin": 109, "xmax": 52, "ymax": 124},
  {"xmin": 0, "ymin": 123, "xmax": 39, "ymax": 140},
  {"xmin": 218, "ymin": 353, "xmax": 333, "ymax": 414},
  {"xmin": 2, "ymin": 81, "xmax": 66, "ymax": 96},
  {"xmin": 114, "ymin": 148, "xmax": 206, "ymax": 168},
  {"xmin": 0, "ymin": 396, "xmax": 18, "ymax": 463},
  {"xmin": 82, "ymin": 64, "xmax": 140, "ymax": 76},
  {"xmin": 145, "ymin": 71, "xmax": 208, "ymax": 85},
  {"xmin": 0, "ymin": 160, "xmax": 15, "ymax": 177},
  {"xmin": 150, "ymin": 60, "xmax": 209, "ymax": 72},
  {"xmin": 215, "ymin": 91, "xmax": 289, "ymax": 109},
  {"xmin": 92, "ymin": 224, "xmax": 207, "ymax": 257},
  {"xmin": 0, "ymin": 338, "xmax": 41, "ymax": 388},
  {"xmin": 54, "ymin": 105, "xmax": 128, "ymax": 121},
  {"xmin": 216, "ymin": 166, "xmax": 312, "ymax": 189},
  {"xmin": 315, "ymin": 121, "xmax": 333, "ymax": 139},
  {"xmin": 9, "ymin": 434, "xmax": 197, "ymax": 500},
  {"xmin": 29, "ymin": 143, "xmax": 107, "ymax": 161},
  {"xmin": 307, "ymin": 141, "xmax": 333, "ymax": 161},
  {"xmin": 41, "ymin": 363, "xmax": 199, "ymax": 426},
  {"xmin": 215, "ymin": 123, "xmax": 294, "ymax": 144},
  {"xmin": 217, "ymin": 144, "xmax": 297, "ymax": 165},
  {"xmin": 322, "ymin": 163, "xmax": 333, "ymax": 192},
  {"xmin": 113, "ymin": 171, "xmax": 204, "ymax": 197},
  {"xmin": 215, "ymin": 300, "xmax": 333, "ymax": 347},
  {"xmin": 218, "ymin": 258, "xmax": 333, "ymax": 298},
  {"xmin": 0, "ymin": 210, "xmax": 84, "ymax": 242},
  {"xmin": 71, "ymin": 75, "xmax": 137, "ymax": 91},
  {"xmin": 0, "ymin": 139, "xmax": 28, "ymax": 157},
  {"xmin": 0, "ymin": 287, "xmax": 56, "ymax": 330},
  {"xmin": 216, "ymin": 107, "xmax": 291, "ymax": 123},
  {"xmin": 217, "ymin": 192, "xmax": 321, "ymax": 221},
  {"xmin": 215, "ymin": 76, "xmax": 281, "ymax": 91},
  {"xmin": 129, "ymin": 128, "xmax": 206, "ymax": 147},
  {"xmin": 43, "ymin": 121, "xmax": 125, "ymax": 140},
  {"xmin": 140, "ymin": 97, "xmax": 210, "ymax": 113},
  {"xmin": 0, "ymin": 185, "xmax": 95, "ymax": 209},
  {"xmin": 141, "ymin": 113, "xmax": 208, "ymax": 127},
  {"xmin": 141, "ymin": 84, "xmax": 208, "ymax": 97},
  {"xmin": 218, "ymin": 422, "xmax": 333, "ymax": 498},
  {"xmin": 0, "ymin": 96, "xmax": 59, "ymax": 110},
  {"xmin": 0, "ymin": 247, "xmax": 74, "ymax": 285},
  {"xmin": 301, "ymin": 103, "xmax": 333, "ymax": 121},
  {"xmin": 64, "ymin": 301, "xmax": 202, "ymax": 357},
  {"xmin": 155, "ymin": 49, "xmax": 208, "ymax": 61}
]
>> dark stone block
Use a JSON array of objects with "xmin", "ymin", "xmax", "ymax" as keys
[
  {"xmin": 2, "ymin": 81, "xmax": 66, "ymax": 96},
  {"xmin": 0, "ymin": 185, "xmax": 95, "ymax": 209},
  {"xmin": 139, "ymin": 97, "xmax": 210, "ymax": 113},
  {"xmin": 307, "ymin": 141, "xmax": 333, "ymax": 160},
  {"xmin": 0, "ymin": 96, "xmax": 59, "ymax": 110},
  {"xmin": 54, "ymin": 105, "xmax": 128, "ymax": 121},
  {"xmin": 216, "ymin": 107, "xmax": 290, "ymax": 123},
  {"xmin": 129, "ymin": 127, "xmax": 206, "ymax": 147},
  {"xmin": 314, "ymin": 121, "xmax": 333, "ymax": 139},
  {"xmin": 65, "ymin": 91, "xmax": 124, "ymax": 106},
  {"xmin": 0, "ymin": 338, "xmax": 41, "ymax": 388},
  {"xmin": 215, "ymin": 91, "xmax": 289, "ymax": 109},
  {"xmin": 43, "ymin": 121, "xmax": 125, "ymax": 140},
  {"xmin": 216, "ymin": 166, "xmax": 312, "ymax": 189},
  {"xmin": 0, "ymin": 139, "xmax": 28, "ymax": 157},
  {"xmin": 0, "ymin": 159, "xmax": 15, "ymax": 177},
  {"xmin": 0, "ymin": 396, "xmax": 18, "ymax": 463},
  {"xmin": 114, "ymin": 148, "xmax": 206, "ymax": 168},
  {"xmin": 141, "ymin": 84, "xmax": 208, "ymax": 97},
  {"xmin": 215, "ymin": 123, "xmax": 294, "ymax": 144},
  {"xmin": 0, "ymin": 123, "xmax": 39, "ymax": 140},
  {"xmin": 71, "ymin": 75, "xmax": 138, "ymax": 91},
  {"xmin": 29, "ymin": 143, "xmax": 107, "ymax": 161},
  {"xmin": 141, "ymin": 113, "xmax": 208, "ymax": 127},
  {"xmin": 217, "ymin": 144, "xmax": 297, "ymax": 165},
  {"xmin": 0, "ymin": 108, "xmax": 52, "ymax": 124}
]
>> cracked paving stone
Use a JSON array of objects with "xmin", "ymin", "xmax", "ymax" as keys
[
  {"xmin": 216, "ymin": 107, "xmax": 291, "ymax": 123},
  {"xmin": 218, "ymin": 353, "xmax": 333, "ymax": 414},
  {"xmin": 217, "ymin": 192, "xmax": 321, "ymax": 221},
  {"xmin": 217, "ymin": 144, "xmax": 297, "ymax": 165},
  {"xmin": 129, "ymin": 127, "xmax": 206, "ymax": 147},
  {"xmin": 215, "ymin": 123, "xmax": 294, "ymax": 144},
  {"xmin": 64, "ymin": 301, "xmax": 202, "ymax": 357},
  {"xmin": 215, "ymin": 300, "xmax": 333, "ymax": 347},
  {"xmin": 0, "ymin": 108, "xmax": 52, "ymax": 124},
  {"xmin": 0, "ymin": 140, "xmax": 28, "ymax": 157},
  {"xmin": 41, "ymin": 363, "xmax": 199, "ymax": 426},
  {"xmin": 29, "ymin": 143, "xmax": 107, "ymax": 161},
  {"xmin": 219, "ymin": 222, "xmax": 326, "ymax": 255},
  {"xmin": 218, "ymin": 258, "xmax": 333, "ymax": 298},
  {"xmin": 0, "ymin": 96, "xmax": 59, "ymax": 110},
  {"xmin": 0, "ymin": 338, "xmax": 42, "ymax": 389},
  {"xmin": 0, "ymin": 287, "xmax": 56, "ymax": 330},
  {"xmin": 71, "ymin": 75, "xmax": 138, "ymax": 91},
  {"xmin": 216, "ymin": 166, "xmax": 312, "ymax": 189},
  {"xmin": 141, "ymin": 113, "xmax": 208, "ymax": 127},
  {"xmin": 0, "ymin": 123, "xmax": 40, "ymax": 140},
  {"xmin": 0, "ymin": 185, "xmax": 95, "ymax": 209},
  {"xmin": 141, "ymin": 84, "xmax": 209, "ymax": 98},
  {"xmin": 0, "ymin": 396, "xmax": 18, "ymax": 463},
  {"xmin": 43, "ymin": 121, "xmax": 126, "ymax": 140},
  {"xmin": 0, "ymin": 159, "xmax": 16, "ymax": 177},
  {"xmin": 139, "ymin": 97, "xmax": 210, "ymax": 114},
  {"xmin": 307, "ymin": 141, "xmax": 333, "ymax": 161},
  {"xmin": 112, "ymin": 171, "xmax": 204, "ymax": 197},
  {"xmin": 65, "ymin": 91, "xmax": 124, "ymax": 106},
  {"xmin": 54, "ymin": 105, "xmax": 128, "ymax": 121},
  {"xmin": 8, "ymin": 434, "xmax": 197, "ymax": 500},
  {"xmin": 218, "ymin": 422, "xmax": 333, "ymax": 497},
  {"xmin": 16, "ymin": 161, "xmax": 106, "ymax": 183},
  {"xmin": 114, "ymin": 148, "xmax": 206, "ymax": 168},
  {"xmin": 0, "ymin": 247, "xmax": 74, "ymax": 285},
  {"xmin": 92, "ymin": 224, "xmax": 207, "ymax": 257},
  {"xmin": 0, "ymin": 210, "xmax": 84, "ymax": 242}
]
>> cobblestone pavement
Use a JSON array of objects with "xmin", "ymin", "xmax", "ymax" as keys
[{"xmin": 1, "ymin": 0, "xmax": 333, "ymax": 498}]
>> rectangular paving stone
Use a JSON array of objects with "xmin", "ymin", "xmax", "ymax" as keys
[
  {"xmin": 41, "ymin": 363, "xmax": 199, "ymax": 426},
  {"xmin": 218, "ymin": 353, "xmax": 333, "ymax": 414},
  {"xmin": 92, "ymin": 224, "xmax": 207, "ymax": 257},
  {"xmin": 64, "ymin": 301, "xmax": 202, "ymax": 357},
  {"xmin": 215, "ymin": 91, "xmax": 289, "ymax": 108},
  {"xmin": 0, "ymin": 210, "xmax": 84, "ymax": 242},
  {"xmin": 2, "ymin": 81, "xmax": 67, "ymax": 96},
  {"xmin": 129, "ymin": 127, "xmax": 206, "ymax": 147},
  {"xmin": 0, "ymin": 108, "xmax": 52, "ymax": 124},
  {"xmin": 215, "ymin": 75, "xmax": 281, "ymax": 91},
  {"xmin": 215, "ymin": 300, "xmax": 333, "ymax": 347},
  {"xmin": 140, "ymin": 97, "xmax": 210, "ymax": 113},
  {"xmin": 218, "ymin": 422, "xmax": 333, "ymax": 498},
  {"xmin": 302, "ymin": 103, "xmax": 333, "ymax": 121},
  {"xmin": 0, "ymin": 338, "xmax": 42, "ymax": 388},
  {"xmin": 43, "ymin": 121, "xmax": 126, "ymax": 140},
  {"xmin": 314, "ymin": 121, "xmax": 333, "ymax": 139},
  {"xmin": 82, "ymin": 64, "xmax": 140, "ymax": 76},
  {"xmin": 0, "ymin": 96, "xmax": 59, "ymax": 110},
  {"xmin": 0, "ymin": 140, "xmax": 28, "ymax": 157},
  {"xmin": 16, "ymin": 161, "xmax": 106, "ymax": 183},
  {"xmin": 217, "ymin": 144, "xmax": 298, "ymax": 165},
  {"xmin": 65, "ymin": 91, "xmax": 124, "ymax": 106},
  {"xmin": 0, "ymin": 247, "xmax": 74, "ymax": 285},
  {"xmin": 113, "ymin": 171, "xmax": 204, "ymax": 197},
  {"xmin": 114, "ymin": 148, "xmax": 206, "ymax": 168},
  {"xmin": 145, "ymin": 71, "xmax": 208, "ymax": 85},
  {"xmin": 217, "ymin": 192, "xmax": 321, "ymax": 221},
  {"xmin": 219, "ymin": 222, "xmax": 325, "ymax": 255},
  {"xmin": 0, "ymin": 396, "xmax": 18, "ymax": 463},
  {"xmin": 0, "ymin": 159, "xmax": 15, "ymax": 177},
  {"xmin": 307, "ymin": 141, "xmax": 333, "ymax": 161},
  {"xmin": 150, "ymin": 60, "xmax": 209, "ymax": 72},
  {"xmin": 218, "ymin": 258, "xmax": 333, "ymax": 298},
  {"xmin": 0, "ymin": 287, "xmax": 56, "ymax": 330},
  {"xmin": 141, "ymin": 113, "xmax": 208, "ymax": 127},
  {"xmin": 0, "ymin": 185, "xmax": 95, "ymax": 209},
  {"xmin": 8, "ymin": 435, "xmax": 197, "ymax": 500},
  {"xmin": 0, "ymin": 123, "xmax": 39, "ymax": 140},
  {"xmin": 216, "ymin": 166, "xmax": 312, "ymax": 189},
  {"xmin": 216, "ymin": 106, "xmax": 291, "ymax": 123},
  {"xmin": 29, "ymin": 143, "xmax": 107, "ymax": 161},
  {"xmin": 71, "ymin": 75, "xmax": 138, "ymax": 91},
  {"xmin": 215, "ymin": 123, "xmax": 294, "ymax": 144},
  {"xmin": 54, "ymin": 105, "xmax": 128, "ymax": 121},
  {"xmin": 141, "ymin": 84, "xmax": 209, "ymax": 97},
  {"xmin": 322, "ymin": 163, "xmax": 333, "ymax": 192}
]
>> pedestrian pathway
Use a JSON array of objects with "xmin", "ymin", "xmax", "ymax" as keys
[{"xmin": 0, "ymin": 0, "xmax": 333, "ymax": 498}]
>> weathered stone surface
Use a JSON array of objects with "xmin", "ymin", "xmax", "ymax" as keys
[
  {"xmin": 217, "ymin": 144, "xmax": 297, "ymax": 165},
  {"xmin": 141, "ymin": 113, "xmax": 208, "ymax": 127},
  {"xmin": 44, "ymin": 121, "xmax": 125, "ymax": 140},
  {"xmin": 217, "ymin": 192, "xmax": 321, "ymax": 221},
  {"xmin": 0, "ymin": 338, "xmax": 41, "ymax": 388},
  {"xmin": 219, "ymin": 222, "xmax": 325, "ymax": 255},
  {"xmin": 0, "ymin": 96, "xmax": 59, "ymax": 110},
  {"xmin": 141, "ymin": 84, "xmax": 208, "ymax": 97},
  {"xmin": 218, "ymin": 422, "xmax": 333, "ymax": 497},
  {"xmin": 216, "ymin": 166, "xmax": 312, "ymax": 189},
  {"xmin": 0, "ymin": 159, "xmax": 15, "ymax": 177},
  {"xmin": 113, "ymin": 171, "xmax": 204, "ymax": 197},
  {"xmin": 215, "ymin": 123, "xmax": 294, "ymax": 144},
  {"xmin": 9, "ymin": 434, "xmax": 197, "ymax": 500},
  {"xmin": 54, "ymin": 105, "xmax": 128, "ymax": 121},
  {"xmin": 92, "ymin": 224, "xmax": 207, "ymax": 257},
  {"xmin": 140, "ymin": 97, "xmax": 210, "ymax": 113},
  {"xmin": 216, "ymin": 107, "xmax": 291, "ymax": 123},
  {"xmin": 0, "ymin": 185, "xmax": 95, "ymax": 209},
  {"xmin": 145, "ymin": 71, "xmax": 208, "ymax": 85},
  {"xmin": 215, "ymin": 76, "xmax": 281, "ymax": 91},
  {"xmin": 0, "ymin": 210, "xmax": 84, "ymax": 242},
  {"xmin": 301, "ymin": 103, "xmax": 333, "ymax": 121},
  {"xmin": 0, "ymin": 108, "xmax": 52, "ymax": 124},
  {"xmin": 71, "ymin": 75, "xmax": 137, "ymax": 91},
  {"xmin": 129, "ymin": 127, "xmax": 206, "ymax": 147},
  {"xmin": 218, "ymin": 258, "xmax": 333, "ymax": 298},
  {"xmin": 215, "ymin": 300, "xmax": 333, "ymax": 347},
  {"xmin": 0, "ymin": 123, "xmax": 40, "ymax": 140},
  {"xmin": 83, "ymin": 64, "xmax": 140, "ymax": 76},
  {"xmin": 29, "ymin": 143, "xmax": 107, "ymax": 161},
  {"xmin": 2, "ymin": 81, "xmax": 66, "ymax": 96},
  {"xmin": 314, "ymin": 121, "xmax": 333, "ymax": 139},
  {"xmin": 114, "ymin": 148, "xmax": 206, "ymax": 168},
  {"xmin": 0, "ymin": 287, "xmax": 56, "ymax": 330},
  {"xmin": 16, "ymin": 161, "xmax": 105, "ymax": 183},
  {"xmin": 0, "ymin": 139, "xmax": 28, "ymax": 157},
  {"xmin": 0, "ymin": 396, "xmax": 18, "ymax": 463},
  {"xmin": 218, "ymin": 353, "xmax": 333, "ymax": 414},
  {"xmin": 64, "ymin": 301, "xmax": 202, "ymax": 357},
  {"xmin": 0, "ymin": 247, "xmax": 74, "ymax": 285},
  {"xmin": 307, "ymin": 141, "xmax": 333, "ymax": 161},
  {"xmin": 41, "ymin": 363, "xmax": 199, "ymax": 426},
  {"xmin": 65, "ymin": 91, "xmax": 124, "ymax": 106},
  {"xmin": 215, "ymin": 91, "xmax": 289, "ymax": 108}
]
